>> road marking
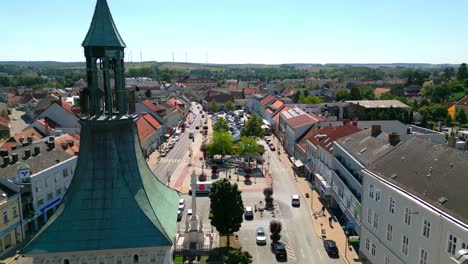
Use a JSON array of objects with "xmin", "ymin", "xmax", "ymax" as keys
[
  {"xmin": 285, "ymin": 243, "xmax": 297, "ymax": 261},
  {"xmin": 316, "ymin": 248, "xmax": 322, "ymax": 258}
]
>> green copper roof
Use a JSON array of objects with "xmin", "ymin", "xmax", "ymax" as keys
[
  {"xmin": 22, "ymin": 117, "xmax": 179, "ymax": 254},
  {"xmin": 82, "ymin": 0, "xmax": 126, "ymax": 47}
]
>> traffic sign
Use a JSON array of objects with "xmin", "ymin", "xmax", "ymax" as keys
[{"xmin": 199, "ymin": 184, "xmax": 205, "ymax": 191}]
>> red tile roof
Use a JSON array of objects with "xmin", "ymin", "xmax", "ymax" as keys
[
  {"xmin": 142, "ymin": 100, "xmax": 158, "ymax": 112},
  {"xmin": 141, "ymin": 112, "xmax": 161, "ymax": 129},
  {"xmin": 260, "ymin": 94, "xmax": 276, "ymax": 105},
  {"xmin": 243, "ymin": 88, "xmax": 261, "ymax": 95},
  {"xmin": 55, "ymin": 134, "xmax": 80, "ymax": 155},
  {"xmin": 374, "ymin": 87, "xmax": 391, "ymax": 96},
  {"xmin": 271, "ymin": 100, "xmax": 283, "ymax": 109},
  {"xmin": 456, "ymin": 96, "xmax": 468, "ymax": 106},
  {"xmin": 136, "ymin": 115, "xmax": 158, "ymax": 143},
  {"xmin": 37, "ymin": 117, "xmax": 59, "ymax": 129},
  {"xmin": 53, "ymin": 99, "xmax": 72, "ymax": 112},
  {"xmin": 265, "ymin": 109, "xmax": 273, "ymax": 115},
  {"xmin": 168, "ymin": 98, "xmax": 178, "ymax": 107},
  {"xmin": 285, "ymin": 114, "xmax": 323, "ymax": 128},
  {"xmin": 307, "ymin": 124, "xmax": 361, "ymax": 153},
  {"xmin": 272, "ymin": 106, "xmax": 289, "ymax": 123},
  {"xmin": 0, "ymin": 127, "xmax": 44, "ymax": 151},
  {"xmin": 0, "ymin": 116, "xmax": 9, "ymax": 128}
]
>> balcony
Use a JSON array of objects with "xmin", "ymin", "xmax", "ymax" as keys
[
  {"xmin": 332, "ymin": 170, "xmax": 362, "ymax": 202},
  {"xmin": 334, "ymin": 155, "xmax": 362, "ymax": 184}
]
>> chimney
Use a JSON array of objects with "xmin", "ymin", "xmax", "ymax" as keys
[
  {"xmin": 27, "ymin": 136, "xmax": 33, "ymax": 144},
  {"xmin": 25, "ymin": 149, "xmax": 31, "ymax": 159},
  {"xmin": 49, "ymin": 136, "xmax": 55, "ymax": 142},
  {"xmin": 11, "ymin": 153, "xmax": 18, "ymax": 163},
  {"xmin": 388, "ymin": 132, "xmax": 400, "ymax": 146},
  {"xmin": 2, "ymin": 156, "xmax": 9, "ymax": 166},
  {"xmin": 61, "ymin": 142, "xmax": 68, "ymax": 150},
  {"xmin": 19, "ymin": 137, "xmax": 25, "ymax": 144},
  {"xmin": 0, "ymin": 150, "xmax": 8, "ymax": 157},
  {"xmin": 67, "ymin": 140, "xmax": 74, "ymax": 147},
  {"xmin": 371, "ymin": 125, "xmax": 382, "ymax": 137},
  {"xmin": 47, "ymin": 142, "xmax": 55, "ymax": 150},
  {"xmin": 45, "ymin": 122, "xmax": 50, "ymax": 136},
  {"xmin": 34, "ymin": 146, "xmax": 41, "ymax": 156}
]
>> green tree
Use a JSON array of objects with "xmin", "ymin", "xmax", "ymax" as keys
[
  {"xmin": 213, "ymin": 117, "xmax": 229, "ymax": 132},
  {"xmin": 335, "ymin": 89, "xmax": 349, "ymax": 101},
  {"xmin": 241, "ymin": 114, "xmax": 265, "ymax": 138},
  {"xmin": 225, "ymin": 248, "xmax": 253, "ymax": 264},
  {"xmin": 144, "ymin": 88, "xmax": 152, "ymax": 98},
  {"xmin": 298, "ymin": 95, "xmax": 324, "ymax": 104},
  {"xmin": 445, "ymin": 114, "xmax": 453, "ymax": 126},
  {"xmin": 209, "ymin": 179, "xmax": 244, "ymax": 248},
  {"xmin": 236, "ymin": 137, "xmax": 258, "ymax": 156},
  {"xmin": 225, "ymin": 101, "xmax": 236, "ymax": 111},
  {"xmin": 291, "ymin": 90, "xmax": 302, "ymax": 103},
  {"xmin": 456, "ymin": 63, "xmax": 468, "ymax": 81},
  {"xmin": 443, "ymin": 67, "xmax": 455, "ymax": 80},
  {"xmin": 348, "ymin": 87, "xmax": 362, "ymax": 100},
  {"xmin": 209, "ymin": 100, "xmax": 220, "ymax": 112},
  {"xmin": 269, "ymin": 220, "xmax": 282, "ymax": 244},
  {"xmin": 207, "ymin": 131, "xmax": 234, "ymax": 156},
  {"xmin": 419, "ymin": 104, "xmax": 448, "ymax": 122},
  {"xmin": 456, "ymin": 109, "xmax": 467, "ymax": 124}
]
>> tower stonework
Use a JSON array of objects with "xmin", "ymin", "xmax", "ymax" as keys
[{"xmin": 21, "ymin": 1, "xmax": 180, "ymax": 263}]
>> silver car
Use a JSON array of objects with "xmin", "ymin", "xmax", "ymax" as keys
[{"xmin": 256, "ymin": 227, "xmax": 267, "ymax": 245}]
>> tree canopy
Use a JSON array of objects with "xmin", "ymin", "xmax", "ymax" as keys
[
  {"xmin": 207, "ymin": 131, "xmax": 234, "ymax": 156},
  {"xmin": 335, "ymin": 89, "xmax": 350, "ymax": 101},
  {"xmin": 213, "ymin": 117, "xmax": 229, "ymax": 132},
  {"xmin": 236, "ymin": 137, "xmax": 259, "ymax": 156},
  {"xmin": 209, "ymin": 179, "xmax": 244, "ymax": 248},
  {"xmin": 224, "ymin": 248, "xmax": 253, "ymax": 264},
  {"xmin": 225, "ymin": 101, "xmax": 236, "ymax": 111},
  {"xmin": 298, "ymin": 94, "xmax": 324, "ymax": 104},
  {"xmin": 241, "ymin": 114, "xmax": 265, "ymax": 138},
  {"xmin": 209, "ymin": 100, "xmax": 220, "ymax": 112},
  {"xmin": 456, "ymin": 109, "xmax": 467, "ymax": 124}
]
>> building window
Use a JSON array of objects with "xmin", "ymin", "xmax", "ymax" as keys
[
  {"xmin": 56, "ymin": 188, "xmax": 62, "ymax": 196},
  {"xmin": 367, "ymin": 208, "xmax": 372, "ymax": 224},
  {"xmin": 419, "ymin": 248, "xmax": 428, "ymax": 264},
  {"xmin": 4, "ymin": 233, "xmax": 12, "ymax": 249},
  {"xmin": 402, "ymin": 235, "xmax": 409, "ymax": 255},
  {"xmin": 375, "ymin": 189, "xmax": 381, "ymax": 202},
  {"xmin": 13, "ymin": 207, "xmax": 18, "ymax": 218},
  {"xmin": 373, "ymin": 212, "xmax": 379, "ymax": 229},
  {"xmin": 369, "ymin": 184, "xmax": 374, "ymax": 199},
  {"xmin": 365, "ymin": 238, "xmax": 370, "ymax": 251},
  {"xmin": 47, "ymin": 193, "xmax": 53, "ymax": 201},
  {"xmin": 3, "ymin": 211, "xmax": 8, "ymax": 224},
  {"xmin": 63, "ymin": 259, "xmax": 70, "ymax": 264},
  {"xmin": 63, "ymin": 169, "xmax": 68, "ymax": 177},
  {"xmin": 384, "ymin": 255, "xmax": 390, "ymax": 264},
  {"xmin": 462, "ymin": 241, "xmax": 468, "ymax": 250},
  {"xmin": 447, "ymin": 234, "xmax": 458, "ymax": 255},
  {"xmin": 116, "ymin": 257, "xmax": 123, "ymax": 264},
  {"xmin": 422, "ymin": 219, "xmax": 431, "ymax": 239},
  {"xmin": 371, "ymin": 243, "xmax": 376, "ymax": 256},
  {"xmin": 389, "ymin": 197, "xmax": 395, "ymax": 214},
  {"xmin": 133, "ymin": 255, "xmax": 139, "ymax": 263},
  {"xmin": 387, "ymin": 224, "xmax": 393, "ymax": 242},
  {"xmin": 404, "ymin": 208, "xmax": 411, "ymax": 225},
  {"xmin": 38, "ymin": 199, "xmax": 44, "ymax": 206}
]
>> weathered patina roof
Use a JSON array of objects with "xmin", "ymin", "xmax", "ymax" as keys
[
  {"xmin": 82, "ymin": 0, "xmax": 126, "ymax": 47},
  {"xmin": 22, "ymin": 118, "xmax": 179, "ymax": 254}
]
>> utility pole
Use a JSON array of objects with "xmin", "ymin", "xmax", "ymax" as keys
[{"xmin": 172, "ymin": 50, "xmax": 175, "ymax": 64}]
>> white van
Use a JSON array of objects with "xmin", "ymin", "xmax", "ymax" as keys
[
  {"xmin": 189, "ymin": 181, "xmax": 213, "ymax": 195},
  {"xmin": 291, "ymin": 194, "xmax": 300, "ymax": 207}
]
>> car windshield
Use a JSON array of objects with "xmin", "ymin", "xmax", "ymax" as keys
[{"xmin": 257, "ymin": 230, "xmax": 265, "ymax": 236}]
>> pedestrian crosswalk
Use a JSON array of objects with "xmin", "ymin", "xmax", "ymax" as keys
[
  {"xmin": 160, "ymin": 158, "xmax": 183, "ymax": 164},
  {"xmin": 285, "ymin": 243, "xmax": 297, "ymax": 262}
]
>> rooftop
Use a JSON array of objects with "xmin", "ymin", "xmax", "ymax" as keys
[
  {"xmin": 346, "ymin": 100, "xmax": 410, "ymax": 109},
  {"xmin": 260, "ymin": 94, "xmax": 277, "ymax": 105},
  {"xmin": 456, "ymin": 95, "xmax": 468, "ymax": 106},
  {"xmin": 370, "ymin": 137, "xmax": 468, "ymax": 224},
  {"xmin": 285, "ymin": 113, "xmax": 323, "ymax": 128},
  {"xmin": 307, "ymin": 125, "xmax": 361, "ymax": 153}
]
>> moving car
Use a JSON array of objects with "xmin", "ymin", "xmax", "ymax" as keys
[
  {"xmin": 187, "ymin": 209, "xmax": 193, "ymax": 216},
  {"xmin": 291, "ymin": 195, "xmax": 300, "ymax": 207},
  {"xmin": 323, "ymin": 240, "xmax": 339, "ymax": 255},
  {"xmin": 256, "ymin": 227, "xmax": 267, "ymax": 245},
  {"xmin": 271, "ymin": 242, "xmax": 287, "ymax": 259},
  {"xmin": 244, "ymin": 206, "xmax": 254, "ymax": 220},
  {"xmin": 177, "ymin": 210, "xmax": 182, "ymax": 221},
  {"xmin": 189, "ymin": 132, "xmax": 194, "ymax": 139}
]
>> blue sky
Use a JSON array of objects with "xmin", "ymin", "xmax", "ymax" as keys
[{"xmin": 1, "ymin": 0, "xmax": 468, "ymax": 64}]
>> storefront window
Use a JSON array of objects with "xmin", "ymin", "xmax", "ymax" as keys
[{"xmin": 4, "ymin": 233, "xmax": 12, "ymax": 249}]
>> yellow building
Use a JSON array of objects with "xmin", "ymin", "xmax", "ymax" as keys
[{"xmin": 0, "ymin": 179, "xmax": 23, "ymax": 258}]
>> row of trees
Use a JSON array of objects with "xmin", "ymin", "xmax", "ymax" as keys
[
  {"xmin": 291, "ymin": 90, "xmax": 324, "ymax": 103},
  {"xmin": 208, "ymin": 100, "xmax": 236, "ymax": 113}
]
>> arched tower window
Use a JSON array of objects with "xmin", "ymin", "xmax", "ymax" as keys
[
  {"xmin": 133, "ymin": 254, "xmax": 139, "ymax": 263},
  {"xmin": 63, "ymin": 259, "xmax": 70, "ymax": 264}
]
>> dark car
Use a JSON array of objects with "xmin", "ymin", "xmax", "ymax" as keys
[
  {"xmin": 269, "ymin": 144, "xmax": 276, "ymax": 151},
  {"xmin": 323, "ymin": 239, "xmax": 339, "ymax": 255},
  {"xmin": 271, "ymin": 242, "xmax": 287, "ymax": 259}
]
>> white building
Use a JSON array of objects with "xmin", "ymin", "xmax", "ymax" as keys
[{"xmin": 360, "ymin": 137, "xmax": 468, "ymax": 264}]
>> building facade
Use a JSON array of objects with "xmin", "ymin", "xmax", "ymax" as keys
[{"xmin": 0, "ymin": 179, "xmax": 23, "ymax": 258}]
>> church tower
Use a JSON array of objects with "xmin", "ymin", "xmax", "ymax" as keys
[{"xmin": 21, "ymin": 1, "xmax": 180, "ymax": 263}]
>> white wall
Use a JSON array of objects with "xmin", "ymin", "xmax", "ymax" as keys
[{"xmin": 360, "ymin": 170, "xmax": 468, "ymax": 264}]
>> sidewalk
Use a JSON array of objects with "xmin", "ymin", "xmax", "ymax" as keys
[{"xmin": 274, "ymin": 137, "xmax": 364, "ymax": 264}]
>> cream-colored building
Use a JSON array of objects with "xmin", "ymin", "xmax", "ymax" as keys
[{"xmin": 0, "ymin": 179, "xmax": 23, "ymax": 258}]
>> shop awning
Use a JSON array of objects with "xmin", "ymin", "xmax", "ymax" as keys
[{"xmin": 294, "ymin": 159, "xmax": 304, "ymax": 168}]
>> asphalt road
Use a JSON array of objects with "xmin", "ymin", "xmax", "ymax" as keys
[
  {"xmin": 8, "ymin": 108, "xmax": 28, "ymax": 136},
  {"xmin": 151, "ymin": 102, "xmax": 202, "ymax": 183}
]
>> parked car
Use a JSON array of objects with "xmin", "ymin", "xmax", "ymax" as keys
[
  {"xmin": 269, "ymin": 144, "xmax": 276, "ymax": 151},
  {"xmin": 291, "ymin": 195, "xmax": 300, "ymax": 207},
  {"xmin": 178, "ymin": 199, "xmax": 185, "ymax": 210},
  {"xmin": 177, "ymin": 210, "xmax": 182, "ymax": 221},
  {"xmin": 195, "ymin": 126, "xmax": 199, "ymax": 130},
  {"xmin": 244, "ymin": 206, "xmax": 254, "ymax": 220},
  {"xmin": 160, "ymin": 151, "xmax": 167, "ymax": 157},
  {"xmin": 256, "ymin": 227, "xmax": 267, "ymax": 245},
  {"xmin": 323, "ymin": 240, "xmax": 339, "ymax": 255},
  {"xmin": 271, "ymin": 242, "xmax": 287, "ymax": 259},
  {"xmin": 187, "ymin": 209, "xmax": 193, "ymax": 216}
]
